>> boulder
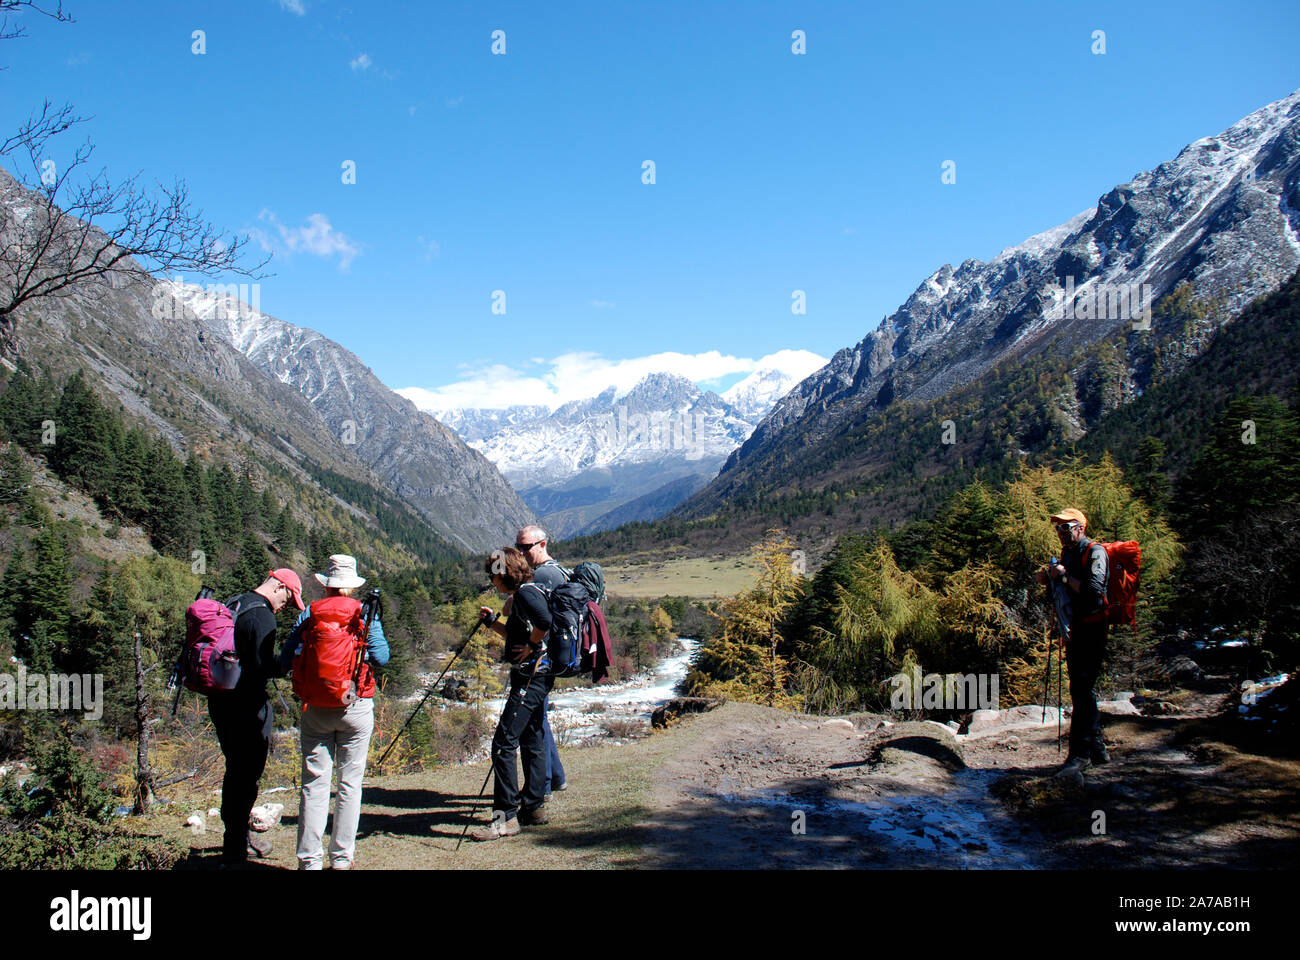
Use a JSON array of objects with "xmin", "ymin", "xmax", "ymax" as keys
[
  {"xmin": 822, "ymin": 718, "xmax": 854, "ymax": 732},
  {"xmin": 1157, "ymin": 656, "xmax": 1205, "ymax": 684},
  {"xmin": 1098, "ymin": 699, "xmax": 1142, "ymax": 716},
  {"xmin": 867, "ymin": 721, "xmax": 965, "ymax": 771},
  {"xmin": 249, "ymin": 802, "xmax": 284, "ymax": 832},
  {"xmin": 651, "ymin": 697, "xmax": 723, "ymax": 729},
  {"xmin": 963, "ymin": 705, "xmax": 1063, "ymax": 737}
]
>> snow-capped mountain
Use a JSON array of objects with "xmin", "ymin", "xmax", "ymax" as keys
[
  {"xmin": 721, "ymin": 350, "xmax": 829, "ymax": 422},
  {"xmin": 161, "ymin": 280, "xmax": 534, "ymax": 552},
  {"xmin": 420, "ymin": 355, "xmax": 824, "ymax": 536},
  {"xmin": 725, "ymin": 87, "xmax": 1300, "ymax": 477}
]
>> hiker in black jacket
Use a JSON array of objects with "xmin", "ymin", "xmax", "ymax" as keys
[
  {"xmin": 209, "ymin": 568, "xmax": 303, "ymax": 865},
  {"xmin": 471, "ymin": 546, "xmax": 553, "ymax": 840},
  {"xmin": 1036, "ymin": 508, "xmax": 1109, "ymax": 774}
]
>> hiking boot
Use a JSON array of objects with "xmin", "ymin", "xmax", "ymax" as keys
[
  {"xmin": 1091, "ymin": 744, "xmax": 1111, "ymax": 765},
  {"xmin": 246, "ymin": 831, "xmax": 273, "ymax": 858},
  {"xmin": 1056, "ymin": 755, "xmax": 1092, "ymax": 776},
  {"xmin": 469, "ymin": 816, "xmax": 520, "ymax": 841},
  {"xmin": 518, "ymin": 805, "xmax": 550, "ymax": 826}
]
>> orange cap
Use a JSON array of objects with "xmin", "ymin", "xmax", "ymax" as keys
[{"xmin": 1049, "ymin": 508, "xmax": 1087, "ymax": 529}]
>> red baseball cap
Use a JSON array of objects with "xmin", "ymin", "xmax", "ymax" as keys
[{"xmin": 269, "ymin": 568, "xmax": 305, "ymax": 610}]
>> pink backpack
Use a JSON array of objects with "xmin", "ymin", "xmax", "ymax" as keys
[{"xmin": 181, "ymin": 596, "xmax": 244, "ymax": 693}]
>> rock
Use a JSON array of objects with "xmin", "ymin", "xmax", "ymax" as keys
[
  {"xmin": 207, "ymin": 807, "xmax": 219, "ymax": 817},
  {"xmin": 963, "ymin": 705, "xmax": 1062, "ymax": 737},
  {"xmin": 822, "ymin": 718, "xmax": 854, "ymax": 732},
  {"xmin": 1141, "ymin": 700, "xmax": 1176, "ymax": 716},
  {"xmin": 1157, "ymin": 656, "xmax": 1205, "ymax": 683},
  {"xmin": 651, "ymin": 697, "xmax": 723, "ymax": 728},
  {"xmin": 185, "ymin": 813, "xmax": 205, "ymax": 834},
  {"xmin": 249, "ymin": 802, "xmax": 284, "ymax": 832},
  {"xmin": 868, "ymin": 723, "xmax": 965, "ymax": 771},
  {"xmin": 993, "ymin": 735, "xmax": 1021, "ymax": 750},
  {"xmin": 1114, "ymin": 691, "xmax": 1135, "ymax": 702},
  {"xmin": 1098, "ymin": 699, "xmax": 1142, "ymax": 716}
]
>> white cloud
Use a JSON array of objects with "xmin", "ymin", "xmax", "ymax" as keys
[
  {"xmin": 417, "ymin": 235, "xmax": 440, "ymax": 260},
  {"xmin": 350, "ymin": 53, "xmax": 372, "ymax": 71},
  {"xmin": 589, "ymin": 299, "xmax": 615, "ymax": 309},
  {"xmin": 445, "ymin": 95, "xmax": 465, "ymax": 109},
  {"xmin": 279, "ymin": 0, "xmax": 306, "ymax": 14},
  {"xmin": 397, "ymin": 348, "xmax": 828, "ymax": 413},
  {"xmin": 252, "ymin": 210, "xmax": 359, "ymax": 270}
]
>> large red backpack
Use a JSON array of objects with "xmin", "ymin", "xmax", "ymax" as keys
[
  {"xmin": 292, "ymin": 596, "xmax": 374, "ymax": 707},
  {"xmin": 1096, "ymin": 540, "xmax": 1142, "ymax": 629}
]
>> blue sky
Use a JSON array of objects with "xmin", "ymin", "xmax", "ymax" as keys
[{"xmin": 3, "ymin": 0, "xmax": 1298, "ymax": 409}]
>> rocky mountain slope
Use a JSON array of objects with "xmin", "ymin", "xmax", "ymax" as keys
[
  {"xmin": 684, "ymin": 87, "xmax": 1300, "ymax": 520},
  {"xmin": 163, "ymin": 282, "xmax": 534, "ymax": 552}
]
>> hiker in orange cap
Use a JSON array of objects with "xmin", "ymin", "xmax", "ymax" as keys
[{"xmin": 1036, "ymin": 508, "xmax": 1110, "ymax": 774}]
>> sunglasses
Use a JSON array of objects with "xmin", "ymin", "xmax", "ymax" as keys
[
  {"xmin": 515, "ymin": 541, "xmax": 539, "ymax": 550},
  {"xmin": 1054, "ymin": 522, "xmax": 1079, "ymax": 532}
]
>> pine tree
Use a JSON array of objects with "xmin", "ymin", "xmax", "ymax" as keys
[
  {"xmin": 229, "ymin": 530, "xmax": 271, "ymax": 594},
  {"xmin": 144, "ymin": 438, "xmax": 198, "ymax": 558},
  {"xmin": 50, "ymin": 372, "xmax": 116, "ymax": 498},
  {"xmin": 687, "ymin": 529, "xmax": 805, "ymax": 708},
  {"xmin": 111, "ymin": 428, "xmax": 151, "ymax": 521},
  {"xmin": 0, "ymin": 442, "xmax": 32, "ymax": 507}
]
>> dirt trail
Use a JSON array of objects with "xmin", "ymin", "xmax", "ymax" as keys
[
  {"xmin": 171, "ymin": 694, "xmax": 1300, "ymax": 870},
  {"xmin": 641, "ymin": 703, "xmax": 1059, "ymax": 869}
]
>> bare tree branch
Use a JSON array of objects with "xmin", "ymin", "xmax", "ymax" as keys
[
  {"xmin": 0, "ymin": 0, "xmax": 72, "ymax": 47},
  {"xmin": 0, "ymin": 125, "xmax": 272, "ymax": 351}
]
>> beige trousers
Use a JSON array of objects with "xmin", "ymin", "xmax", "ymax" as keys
[{"xmin": 297, "ymin": 697, "xmax": 374, "ymax": 870}]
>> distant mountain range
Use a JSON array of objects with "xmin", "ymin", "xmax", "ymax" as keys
[{"xmin": 416, "ymin": 354, "xmax": 825, "ymax": 537}]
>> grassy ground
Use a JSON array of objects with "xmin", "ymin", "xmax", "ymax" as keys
[
  {"xmin": 601, "ymin": 554, "xmax": 754, "ymax": 599},
  {"xmin": 171, "ymin": 715, "xmax": 712, "ymax": 870}
]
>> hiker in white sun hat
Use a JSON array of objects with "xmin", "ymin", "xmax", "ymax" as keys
[
  {"xmin": 280, "ymin": 552, "xmax": 387, "ymax": 869},
  {"xmin": 314, "ymin": 554, "xmax": 367, "ymax": 592}
]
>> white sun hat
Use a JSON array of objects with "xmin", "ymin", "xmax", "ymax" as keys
[{"xmin": 314, "ymin": 554, "xmax": 367, "ymax": 590}]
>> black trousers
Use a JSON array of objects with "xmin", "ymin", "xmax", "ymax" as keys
[
  {"xmin": 492, "ymin": 671, "xmax": 554, "ymax": 818},
  {"xmin": 1066, "ymin": 620, "xmax": 1108, "ymax": 760},
  {"xmin": 208, "ymin": 692, "xmax": 272, "ymax": 862}
]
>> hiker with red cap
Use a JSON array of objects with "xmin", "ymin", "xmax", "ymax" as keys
[
  {"xmin": 280, "ymin": 554, "xmax": 389, "ymax": 870},
  {"xmin": 208, "ymin": 568, "xmax": 304, "ymax": 866},
  {"xmin": 1036, "ymin": 508, "xmax": 1110, "ymax": 774}
]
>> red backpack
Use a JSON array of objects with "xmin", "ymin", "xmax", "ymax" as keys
[
  {"xmin": 292, "ymin": 596, "xmax": 374, "ymax": 707},
  {"xmin": 1097, "ymin": 540, "xmax": 1142, "ymax": 629}
]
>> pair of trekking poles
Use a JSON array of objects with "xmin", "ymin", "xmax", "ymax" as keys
[
  {"xmin": 373, "ymin": 612, "xmax": 539, "ymax": 850},
  {"xmin": 1043, "ymin": 559, "xmax": 1070, "ymax": 753}
]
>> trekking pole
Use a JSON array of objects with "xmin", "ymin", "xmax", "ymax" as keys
[
  {"xmin": 375, "ymin": 618, "xmax": 483, "ymax": 770},
  {"xmin": 455, "ymin": 638, "xmax": 546, "ymax": 852},
  {"xmin": 1040, "ymin": 626, "xmax": 1051, "ymax": 725}
]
